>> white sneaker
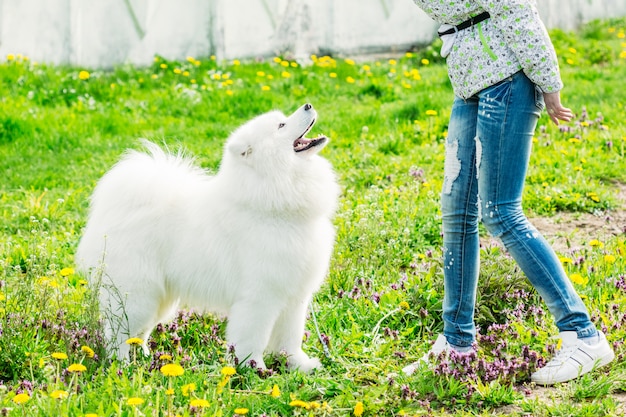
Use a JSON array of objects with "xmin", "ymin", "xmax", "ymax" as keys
[
  {"xmin": 402, "ymin": 334, "xmax": 453, "ymax": 376},
  {"xmin": 531, "ymin": 331, "xmax": 615, "ymax": 385}
]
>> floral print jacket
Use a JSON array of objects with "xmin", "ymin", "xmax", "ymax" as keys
[{"xmin": 413, "ymin": 0, "xmax": 563, "ymax": 99}]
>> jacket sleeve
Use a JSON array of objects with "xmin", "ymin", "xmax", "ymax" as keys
[{"xmin": 477, "ymin": 0, "xmax": 563, "ymax": 93}]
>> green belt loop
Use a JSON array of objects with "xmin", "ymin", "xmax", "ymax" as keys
[{"xmin": 477, "ymin": 22, "xmax": 498, "ymax": 61}]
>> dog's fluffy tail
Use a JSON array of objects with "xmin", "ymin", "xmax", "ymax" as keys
[
  {"xmin": 133, "ymin": 139, "xmax": 199, "ymax": 172},
  {"xmin": 86, "ymin": 140, "xmax": 207, "ymax": 222}
]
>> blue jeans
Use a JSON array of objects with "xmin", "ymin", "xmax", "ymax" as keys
[{"xmin": 441, "ymin": 71, "xmax": 596, "ymax": 348}]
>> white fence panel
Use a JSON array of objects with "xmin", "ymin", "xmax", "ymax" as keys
[{"xmin": 0, "ymin": 0, "xmax": 625, "ymax": 68}]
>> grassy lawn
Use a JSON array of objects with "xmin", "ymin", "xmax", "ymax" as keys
[{"xmin": 0, "ymin": 18, "xmax": 625, "ymax": 417}]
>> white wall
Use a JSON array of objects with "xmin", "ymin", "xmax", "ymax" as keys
[{"xmin": 1, "ymin": 0, "xmax": 625, "ymax": 68}]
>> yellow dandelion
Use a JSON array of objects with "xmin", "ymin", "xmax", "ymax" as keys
[
  {"xmin": 67, "ymin": 363, "xmax": 87, "ymax": 373},
  {"xmin": 12, "ymin": 393, "xmax": 30, "ymax": 405},
  {"xmin": 81, "ymin": 346, "xmax": 95, "ymax": 358},
  {"xmin": 399, "ymin": 301, "xmax": 410, "ymax": 310},
  {"xmin": 559, "ymin": 256, "xmax": 573, "ymax": 265},
  {"xmin": 160, "ymin": 363, "xmax": 184, "ymax": 377},
  {"xmin": 362, "ymin": 64, "xmax": 371, "ymax": 72},
  {"xmin": 425, "ymin": 110, "xmax": 438, "ymax": 116},
  {"xmin": 587, "ymin": 192, "xmax": 600, "ymax": 203},
  {"xmin": 405, "ymin": 52, "xmax": 414, "ymax": 58},
  {"xmin": 190, "ymin": 399, "xmax": 210, "ymax": 408},
  {"xmin": 7, "ymin": 53, "xmax": 15, "ymax": 61},
  {"xmin": 290, "ymin": 400, "xmax": 310, "ymax": 409},
  {"xmin": 159, "ymin": 354, "xmax": 173, "ymax": 361},
  {"xmin": 52, "ymin": 352, "xmax": 68, "ymax": 360},
  {"xmin": 261, "ymin": 85, "xmax": 271, "ymax": 91},
  {"xmin": 160, "ymin": 63, "xmax": 168, "ymax": 69},
  {"xmin": 182, "ymin": 383, "xmax": 196, "ymax": 397},
  {"xmin": 51, "ymin": 390, "xmax": 69, "ymax": 400},
  {"xmin": 344, "ymin": 58, "xmax": 355, "ymax": 65},
  {"xmin": 281, "ymin": 71, "xmax": 291, "ymax": 78},
  {"xmin": 273, "ymin": 57, "xmax": 282, "ymax": 63},
  {"xmin": 568, "ymin": 47, "xmax": 577, "ymax": 54},
  {"xmin": 256, "ymin": 71, "xmax": 266, "ymax": 77},
  {"xmin": 346, "ymin": 76, "xmax": 356, "ymax": 84},
  {"xmin": 290, "ymin": 61, "xmax": 298, "ymax": 67},
  {"xmin": 329, "ymin": 72, "xmax": 337, "ymax": 78},
  {"xmin": 388, "ymin": 59, "xmax": 397, "ymax": 65},
  {"xmin": 421, "ymin": 58, "xmax": 430, "ymax": 65},
  {"xmin": 589, "ymin": 239, "xmax": 604, "ymax": 248},
  {"xmin": 233, "ymin": 59, "xmax": 241, "ymax": 66},
  {"xmin": 126, "ymin": 397, "xmax": 144, "ymax": 406},
  {"xmin": 270, "ymin": 384, "xmax": 280, "ymax": 398},
  {"xmin": 221, "ymin": 366, "xmax": 236, "ymax": 376},
  {"xmin": 83, "ymin": 414, "xmax": 99, "ymax": 417},
  {"xmin": 183, "ymin": 71, "xmax": 190, "ymax": 77},
  {"xmin": 60, "ymin": 267, "xmax": 75, "ymax": 276},
  {"xmin": 173, "ymin": 68, "xmax": 182, "ymax": 74},
  {"xmin": 125, "ymin": 337, "xmax": 143, "ymax": 346},
  {"xmin": 280, "ymin": 60, "xmax": 289, "ymax": 67},
  {"xmin": 78, "ymin": 71, "xmax": 90, "ymax": 80},
  {"xmin": 569, "ymin": 273, "xmax": 588, "ymax": 285},
  {"xmin": 604, "ymin": 254, "xmax": 616, "ymax": 264},
  {"xmin": 165, "ymin": 388, "xmax": 175, "ymax": 396},
  {"xmin": 566, "ymin": 58, "xmax": 575, "ymax": 65},
  {"xmin": 151, "ymin": 74, "xmax": 158, "ymax": 79},
  {"xmin": 354, "ymin": 401, "xmax": 365, "ymax": 417},
  {"xmin": 234, "ymin": 408, "xmax": 249, "ymax": 415}
]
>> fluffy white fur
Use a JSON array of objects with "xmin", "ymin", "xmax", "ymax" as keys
[{"xmin": 76, "ymin": 103, "xmax": 339, "ymax": 372}]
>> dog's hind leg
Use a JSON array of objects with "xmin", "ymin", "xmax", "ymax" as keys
[
  {"xmin": 267, "ymin": 297, "xmax": 321, "ymax": 373},
  {"xmin": 100, "ymin": 285, "xmax": 164, "ymax": 360}
]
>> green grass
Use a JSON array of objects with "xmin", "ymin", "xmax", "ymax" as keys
[{"xmin": 0, "ymin": 18, "xmax": 625, "ymax": 417}]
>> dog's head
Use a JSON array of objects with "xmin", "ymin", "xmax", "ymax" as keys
[
  {"xmin": 220, "ymin": 103, "xmax": 337, "ymax": 215},
  {"xmin": 226, "ymin": 103, "xmax": 328, "ymax": 166}
]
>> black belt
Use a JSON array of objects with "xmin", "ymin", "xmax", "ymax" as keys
[{"xmin": 438, "ymin": 11, "xmax": 491, "ymax": 37}]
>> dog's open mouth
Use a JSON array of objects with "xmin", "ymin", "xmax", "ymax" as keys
[{"xmin": 293, "ymin": 118, "xmax": 327, "ymax": 153}]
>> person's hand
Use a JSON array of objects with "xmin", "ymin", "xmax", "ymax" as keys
[{"xmin": 543, "ymin": 91, "xmax": 574, "ymax": 125}]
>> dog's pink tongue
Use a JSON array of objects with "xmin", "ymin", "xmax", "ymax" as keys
[{"xmin": 294, "ymin": 138, "xmax": 310, "ymax": 151}]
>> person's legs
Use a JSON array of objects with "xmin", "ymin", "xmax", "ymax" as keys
[
  {"xmin": 408, "ymin": 71, "xmax": 613, "ymax": 381},
  {"xmin": 476, "ymin": 71, "xmax": 596, "ymax": 338},
  {"xmin": 440, "ymin": 95, "xmax": 481, "ymax": 348}
]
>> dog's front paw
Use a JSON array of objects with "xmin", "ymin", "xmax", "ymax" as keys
[{"xmin": 288, "ymin": 353, "xmax": 322, "ymax": 373}]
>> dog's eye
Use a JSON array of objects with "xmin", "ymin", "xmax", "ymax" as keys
[{"xmin": 278, "ymin": 123, "xmax": 285, "ymax": 129}]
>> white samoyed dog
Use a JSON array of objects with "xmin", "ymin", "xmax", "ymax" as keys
[{"xmin": 76, "ymin": 103, "xmax": 339, "ymax": 372}]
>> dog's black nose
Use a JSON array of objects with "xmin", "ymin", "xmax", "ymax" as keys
[{"xmin": 304, "ymin": 103, "xmax": 312, "ymax": 111}]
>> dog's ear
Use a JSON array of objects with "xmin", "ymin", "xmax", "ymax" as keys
[{"xmin": 228, "ymin": 141, "xmax": 253, "ymax": 159}]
